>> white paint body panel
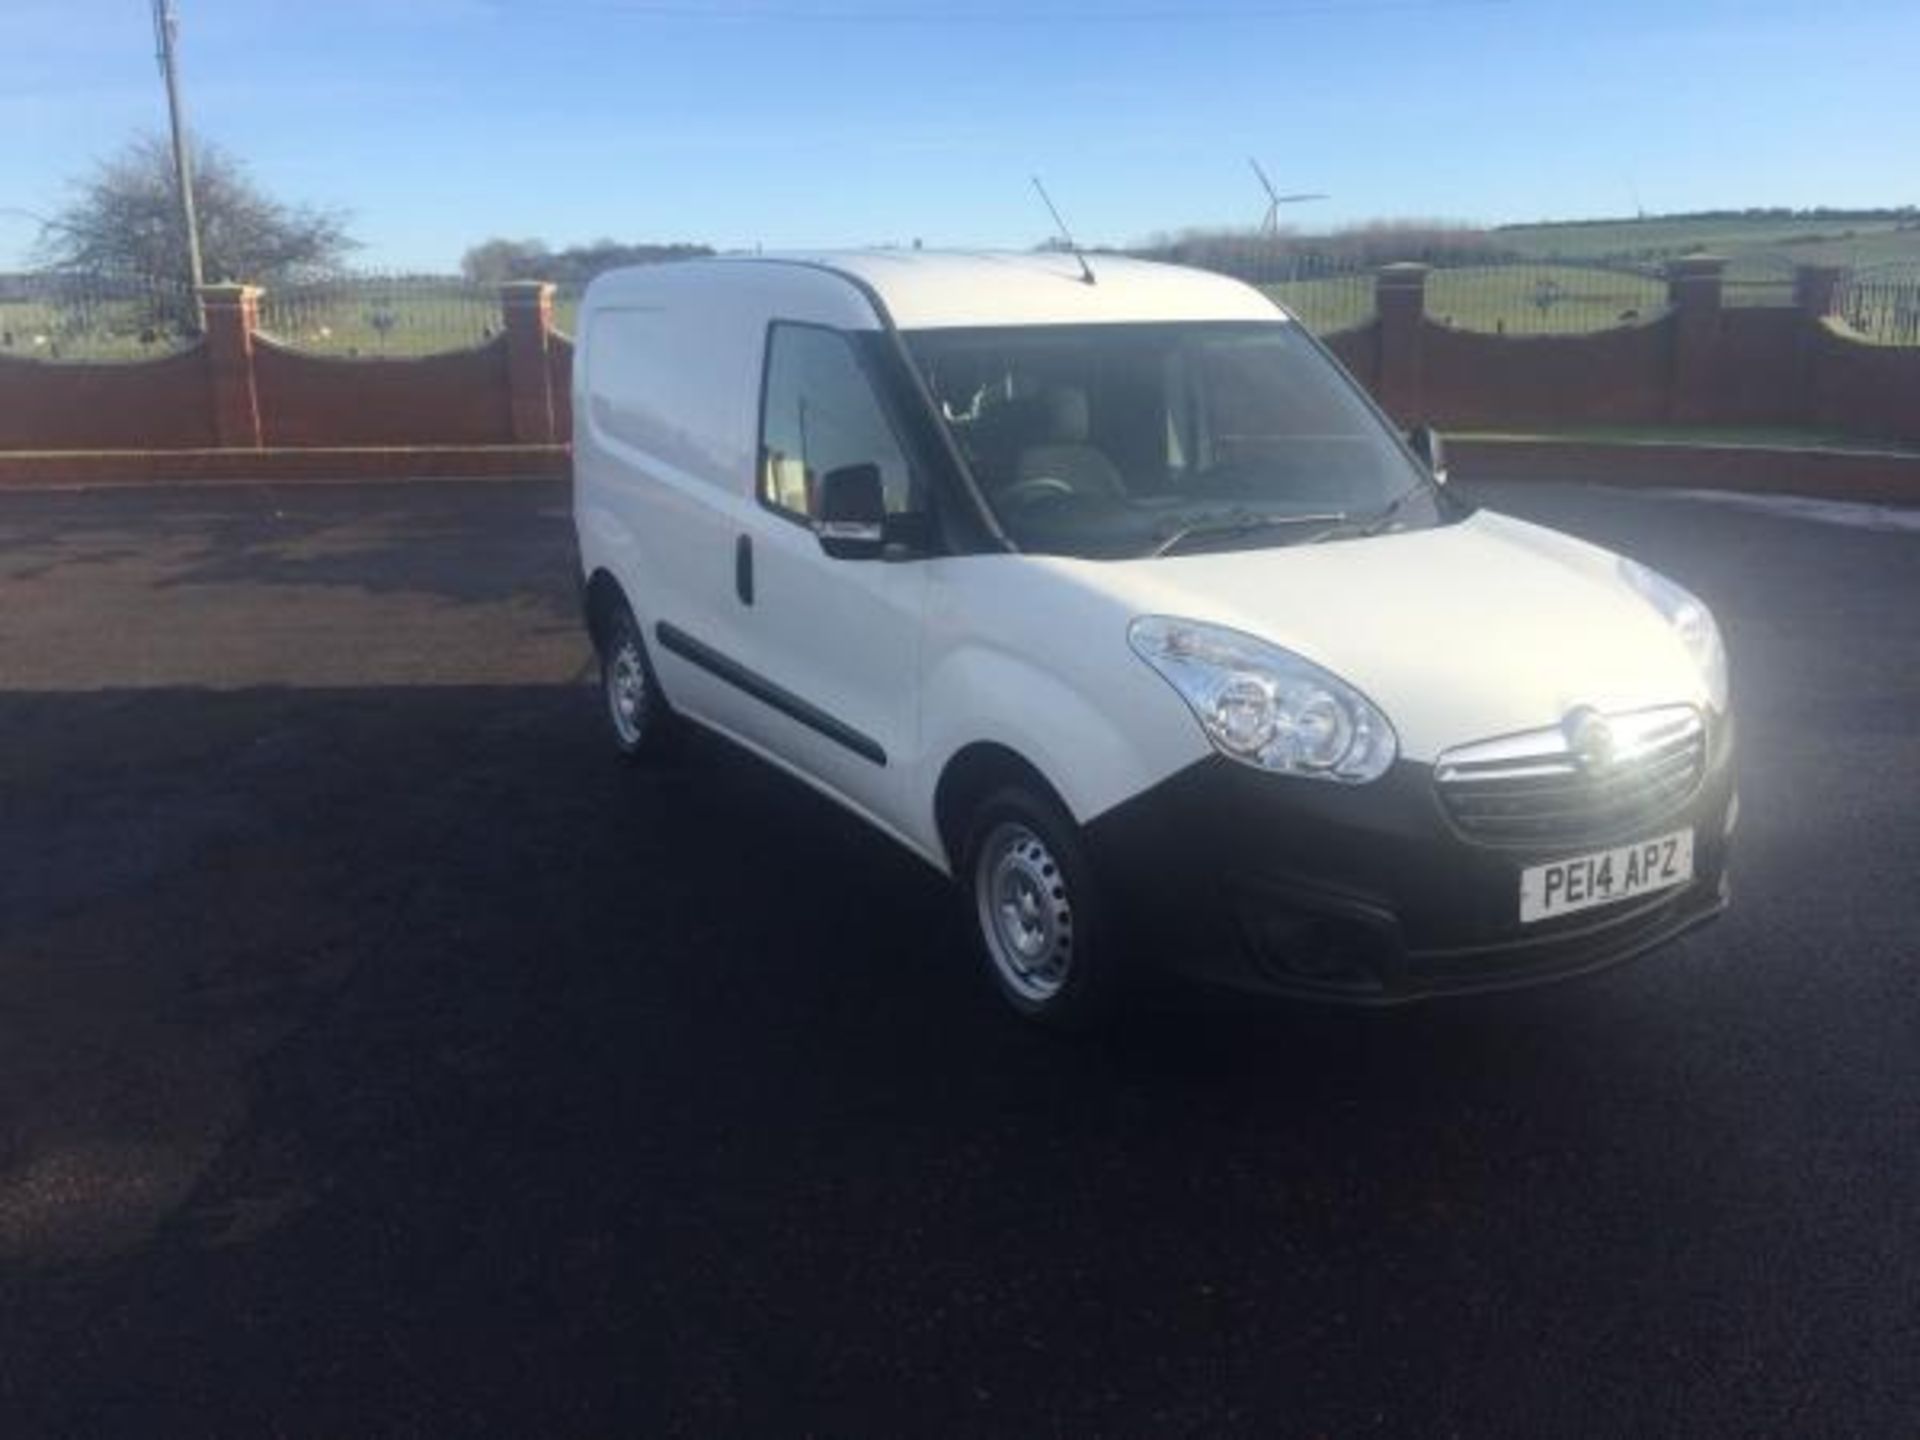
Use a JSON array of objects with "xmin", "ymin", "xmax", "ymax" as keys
[
  {"xmin": 573, "ymin": 260, "xmax": 895, "ymax": 760},
  {"xmin": 742, "ymin": 250, "xmax": 1286, "ymax": 329},
  {"xmin": 574, "ymin": 252, "xmax": 1710, "ymax": 879},
  {"xmin": 1038, "ymin": 508, "xmax": 1714, "ymax": 765}
]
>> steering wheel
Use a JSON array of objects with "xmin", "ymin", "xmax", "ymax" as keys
[{"xmin": 998, "ymin": 475, "xmax": 1077, "ymax": 507}]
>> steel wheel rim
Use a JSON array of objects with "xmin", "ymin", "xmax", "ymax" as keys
[
  {"xmin": 974, "ymin": 821, "xmax": 1074, "ymax": 1002},
  {"xmin": 607, "ymin": 634, "xmax": 647, "ymax": 747}
]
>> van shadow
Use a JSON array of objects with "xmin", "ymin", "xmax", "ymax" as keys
[{"xmin": 0, "ymin": 679, "xmax": 1730, "ymax": 1434}]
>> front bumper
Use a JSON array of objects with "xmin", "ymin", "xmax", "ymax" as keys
[{"xmin": 1083, "ymin": 713, "xmax": 1736, "ymax": 1005}]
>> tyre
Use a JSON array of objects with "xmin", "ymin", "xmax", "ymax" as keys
[
  {"xmin": 961, "ymin": 785, "xmax": 1115, "ymax": 1028},
  {"xmin": 596, "ymin": 602, "xmax": 672, "ymax": 763}
]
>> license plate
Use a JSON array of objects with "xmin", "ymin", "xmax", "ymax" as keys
[{"xmin": 1519, "ymin": 829, "xmax": 1693, "ymax": 924}]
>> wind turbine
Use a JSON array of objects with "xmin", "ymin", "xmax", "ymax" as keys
[{"xmin": 1249, "ymin": 158, "xmax": 1328, "ymax": 234}]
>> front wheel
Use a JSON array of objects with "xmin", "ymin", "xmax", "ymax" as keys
[{"xmin": 962, "ymin": 786, "xmax": 1116, "ymax": 1028}]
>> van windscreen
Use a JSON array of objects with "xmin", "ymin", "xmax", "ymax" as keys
[{"xmin": 904, "ymin": 321, "xmax": 1442, "ymax": 559}]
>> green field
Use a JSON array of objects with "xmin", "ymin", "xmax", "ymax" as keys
[
  {"xmin": 255, "ymin": 283, "xmax": 503, "ymax": 357},
  {"xmin": 0, "ymin": 296, "xmax": 196, "ymax": 363},
  {"xmin": 1497, "ymin": 212, "xmax": 1920, "ymax": 269},
  {"xmin": 0, "ymin": 286, "xmax": 572, "ymax": 363},
  {"xmin": 0, "ymin": 281, "xmax": 524, "ymax": 362},
  {"xmin": 1259, "ymin": 273, "xmax": 1377, "ymax": 332},
  {"xmin": 1266, "ymin": 262, "xmax": 1670, "ymax": 336},
  {"xmin": 6, "ymin": 214, "xmax": 1918, "ymax": 361}
]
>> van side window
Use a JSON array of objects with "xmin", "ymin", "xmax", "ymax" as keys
[{"xmin": 759, "ymin": 324, "xmax": 914, "ymax": 521}]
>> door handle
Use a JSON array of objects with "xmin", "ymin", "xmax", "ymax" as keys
[{"xmin": 735, "ymin": 534, "xmax": 754, "ymax": 606}]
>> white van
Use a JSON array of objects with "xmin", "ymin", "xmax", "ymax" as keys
[{"xmin": 572, "ymin": 251, "xmax": 1734, "ymax": 1025}]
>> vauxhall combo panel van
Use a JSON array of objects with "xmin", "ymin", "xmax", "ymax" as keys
[{"xmin": 573, "ymin": 251, "xmax": 1734, "ymax": 1025}]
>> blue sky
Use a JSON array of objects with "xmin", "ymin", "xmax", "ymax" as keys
[{"xmin": 3, "ymin": 0, "xmax": 1915, "ymax": 271}]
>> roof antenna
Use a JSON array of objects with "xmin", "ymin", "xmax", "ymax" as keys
[{"xmin": 1031, "ymin": 176, "xmax": 1096, "ymax": 285}]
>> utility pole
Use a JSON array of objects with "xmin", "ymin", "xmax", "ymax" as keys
[{"xmin": 152, "ymin": 0, "xmax": 206, "ymax": 295}]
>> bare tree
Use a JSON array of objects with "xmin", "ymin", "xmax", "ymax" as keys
[
  {"xmin": 460, "ymin": 236, "xmax": 712, "ymax": 288},
  {"xmin": 35, "ymin": 134, "xmax": 357, "ymax": 284},
  {"xmin": 461, "ymin": 238, "xmax": 552, "ymax": 286}
]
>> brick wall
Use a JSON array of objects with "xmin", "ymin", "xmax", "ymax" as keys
[
  {"xmin": 1333, "ymin": 257, "xmax": 1920, "ymax": 444},
  {"xmin": 1421, "ymin": 318, "xmax": 1674, "ymax": 429},
  {"xmin": 0, "ymin": 262, "xmax": 1915, "ymax": 487},
  {"xmin": 0, "ymin": 280, "xmax": 567, "ymax": 480},
  {"xmin": 0, "ymin": 345, "xmax": 217, "ymax": 450},
  {"xmin": 1807, "ymin": 323, "xmax": 1920, "ymax": 441},
  {"xmin": 254, "ymin": 339, "xmax": 516, "ymax": 447}
]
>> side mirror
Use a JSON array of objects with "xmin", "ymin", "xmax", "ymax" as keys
[
  {"xmin": 815, "ymin": 463, "xmax": 888, "ymax": 560},
  {"xmin": 1408, "ymin": 424, "xmax": 1448, "ymax": 485}
]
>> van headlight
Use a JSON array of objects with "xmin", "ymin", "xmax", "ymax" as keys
[
  {"xmin": 1128, "ymin": 616, "xmax": 1397, "ymax": 782},
  {"xmin": 1618, "ymin": 558, "xmax": 1729, "ymax": 712}
]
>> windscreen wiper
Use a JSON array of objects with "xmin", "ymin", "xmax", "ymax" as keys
[
  {"xmin": 1361, "ymin": 482, "xmax": 1430, "ymax": 535},
  {"xmin": 1150, "ymin": 510, "xmax": 1348, "ymax": 558},
  {"xmin": 1309, "ymin": 482, "xmax": 1432, "ymax": 544}
]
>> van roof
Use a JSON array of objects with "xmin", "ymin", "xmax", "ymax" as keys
[{"xmin": 629, "ymin": 250, "xmax": 1288, "ymax": 331}]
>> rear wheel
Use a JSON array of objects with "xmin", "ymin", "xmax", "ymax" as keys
[
  {"xmin": 962, "ymin": 786, "xmax": 1114, "ymax": 1028},
  {"xmin": 597, "ymin": 603, "xmax": 671, "ymax": 762}
]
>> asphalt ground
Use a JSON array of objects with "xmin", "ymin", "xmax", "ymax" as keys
[{"xmin": 1, "ymin": 478, "xmax": 1917, "ymax": 1438}]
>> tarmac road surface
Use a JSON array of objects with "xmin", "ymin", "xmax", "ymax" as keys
[{"xmin": 1, "ymin": 477, "xmax": 1916, "ymax": 1437}]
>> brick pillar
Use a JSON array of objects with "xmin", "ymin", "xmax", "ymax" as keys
[
  {"xmin": 1375, "ymin": 263, "xmax": 1429, "ymax": 423},
  {"xmin": 200, "ymin": 283, "xmax": 263, "ymax": 448},
  {"xmin": 502, "ymin": 281, "xmax": 557, "ymax": 444},
  {"xmin": 1793, "ymin": 264, "xmax": 1845, "ymax": 430},
  {"xmin": 1666, "ymin": 256, "xmax": 1725, "ymax": 423},
  {"xmin": 1795, "ymin": 264, "xmax": 1843, "ymax": 321}
]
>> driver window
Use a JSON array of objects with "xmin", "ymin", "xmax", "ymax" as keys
[{"xmin": 759, "ymin": 324, "xmax": 915, "ymax": 521}]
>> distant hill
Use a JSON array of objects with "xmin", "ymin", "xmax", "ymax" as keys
[
  {"xmin": 1495, "ymin": 208, "xmax": 1920, "ymax": 268},
  {"xmin": 1141, "ymin": 209, "xmax": 1920, "ymax": 277}
]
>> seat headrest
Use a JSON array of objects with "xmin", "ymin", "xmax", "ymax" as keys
[{"xmin": 1041, "ymin": 386, "xmax": 1090, "ymax": 444}]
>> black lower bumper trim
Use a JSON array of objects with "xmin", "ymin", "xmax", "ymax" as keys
[{"xmin": 1084, "ymin": 729, "xmax": 1736, "ymax": 1007}]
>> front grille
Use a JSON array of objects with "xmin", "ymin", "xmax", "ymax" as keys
[{"xmin": 1434, "ymin": 705, "xmax": 1706, "ymax": 848}]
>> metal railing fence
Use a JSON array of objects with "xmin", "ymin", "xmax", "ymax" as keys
[
  {"xmin": 8, "ymin": 254, "xmax": 1918, "ymax": 360},
  {"xmin": 1720, "ymin": 252, "xmax": 1799, "ymax": 308},
  {"xmin": 1255, "ymin": 256, "xmax": 1378, "ymax": 334},
  {"xmin": 552, "ymin": 283, "xmax": 583, "ymax": 340},
  {"xmin": 1139, "ymin": 241, "xmax": 1671, "ymax": 337},
  {"xmin": 1830, "ymin": 267, "xmax": 1920, "ymax": 345},
  {"xmin": 0, "ymin": 270, "xmax": 199, "ymax": 362},
  {"xmin": 1422, "ymin": 261, "xmax": 1668, "ymax": 335},
  {"xmin": 256, "ymin": 274, "xmax": 502, "ymax": 356},
  {"xmin": 1135, "ymin": 240, "xmax": 1381, "ymax": 332}
]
